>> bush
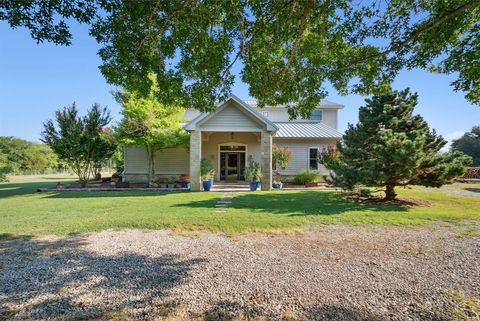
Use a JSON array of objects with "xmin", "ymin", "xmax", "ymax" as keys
[
  {"xmin": 200, "ymin": 158, "xmax": 215, "ymax": 180},
  {"xmin": 245, "ymin": 157, "xmax": 263, "ymax": 182},
  {"xmin": 293, "ymin": 171, "xmax": 320, "ymax": 185}
]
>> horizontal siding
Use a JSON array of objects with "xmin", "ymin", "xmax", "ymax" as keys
[
  {"xmin": 124, "ymin": 146, "xmax": 189, "ymax": 175},
  {"xmin": 124, "ymin": 146, "xmax": 148, "ymax": 174},
  {"xmin": 273, "ymin": 139, "xmax": 336, "ymax": 176},
  {"xmin": 200, "ymin": 103, "xmax": 263, "ymax": 131},
  {"xmin": 155, "ymin": 147, "xmax": 189, "ymax": 174}
]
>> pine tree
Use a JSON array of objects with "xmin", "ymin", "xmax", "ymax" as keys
[{"xmin": 322, "ymin": 89, "xmax": 471, "ymax": 200}]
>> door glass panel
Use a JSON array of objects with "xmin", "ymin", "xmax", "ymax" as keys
[
  {"xmin": 220, "ymin": 153, "xmax": 226, "ymax": 180},
  {"xmin": 239, "ymin": 153, "xmax": 246, "ymax": 180},
  {"xmin": 226, "ymin": 153, "xmax": 239, "ymax": 180}
]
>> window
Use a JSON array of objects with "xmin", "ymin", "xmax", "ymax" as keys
[
  {"xmin": 309, "ymin": 148, "xmax": 319, "ymax": 170},
  {"xmin": 310, "ymin": 110, "xmax": 322, "ymax": 121},
  {"xmin": 220, "ymin": 145, "xmax": 246, "ymax": 151}
]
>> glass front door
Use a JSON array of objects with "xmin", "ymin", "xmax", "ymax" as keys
[{"xmin": 220, "ymin": 152, "xmax": 246, "ymax": 181}]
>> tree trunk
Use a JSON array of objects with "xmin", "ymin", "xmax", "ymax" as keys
[
  {"xmin": 385, "ymin": 183, "xmax": 397, "ymax": 200},
  {"xmin": 146, "ymin": 145, "xmax": 155, "ymax": 183}
]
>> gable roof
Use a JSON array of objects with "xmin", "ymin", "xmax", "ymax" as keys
[
  {"xmin": 273, "ymin": 122, "xmax": 342, "ymax": 139},
  {"xmin": 184, "ymin": 94, "xmax": 279, "ymax": 131}
]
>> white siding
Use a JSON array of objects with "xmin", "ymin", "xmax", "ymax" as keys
[
  {"xmin": 155, "ymin": 147, "xmax": 189, "ymax": 174},
  {"xmin": 254, "ymin": 107, "xmax": 338, "ymax": 130},
  {"xmin": 273, "ymin": 138, "xmax": 338, "ymax": 176},
  {"xmin": 185, "ymin": 106, "xmax": 339, "ymax": 130},
  {"xmin": 124, "ymin": 146, "xmax": 148, "ymax": 173},
  {"xmin": 321, "ymin": 110, "xmax": 337, "ymax": 129},
  {"xmin": 199, "ymin": 103, "xmax": 264, "ymax": 131},
  {"xmin": 124, "ymin": 146, "xmax": 189, "ymax": 175}
]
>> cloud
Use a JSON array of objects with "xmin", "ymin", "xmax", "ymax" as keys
[{"xmin": 440, "ymin": 131, "xmax": 465, "ymax": 153}]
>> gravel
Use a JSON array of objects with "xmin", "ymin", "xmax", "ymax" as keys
[{"xmin": 1, "ymin": 226, "xmax": 479, "ymax": 320}]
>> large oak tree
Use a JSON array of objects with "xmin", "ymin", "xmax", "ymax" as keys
[{"xmin": 2, "ymin": 0, "xmax": 479, "ymax": 115}]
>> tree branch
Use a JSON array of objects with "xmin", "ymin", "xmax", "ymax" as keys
[{"xmin": 338, "ymin": 0, "xmax": 480, "ymax": 72}]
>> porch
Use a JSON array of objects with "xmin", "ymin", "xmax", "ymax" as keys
[
  {"xmin": 189, "ymin": 130, "xmax": 274, "ymax": 191},
  {"xmin": 184, "ymin": 95, "xmax": 278, "ymax": 192}
]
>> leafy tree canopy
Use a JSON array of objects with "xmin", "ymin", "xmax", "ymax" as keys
[
  {"xmin": 0, "ymin": 136, "xmax": 62, "ymax": 177},
  {"xmin": 322, "ymin": 88, "xmax": 472, "ymax": 200},
  {"xmin": 451, "ymin": 126, "xmax": 480, "ymax": 166},
  {"xmin": 115, "ymin": 73, "xmax": 189, "ymax": 182},
  {"xmin": 2, "ymin": 0, "xmax": 479, "ymax": 116},
  {"xmin": 41, "ymin": 102, "xmax": 117, "ymax": 183}
]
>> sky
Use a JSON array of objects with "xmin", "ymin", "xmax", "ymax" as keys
[{"xmin": 1, "ymin": 21, "xmax": 479, "ymax": 149}]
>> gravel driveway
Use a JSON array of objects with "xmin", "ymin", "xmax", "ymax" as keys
[{"xmin": 1, "ymin": 226, "xmax": 479, "ymax": 320}]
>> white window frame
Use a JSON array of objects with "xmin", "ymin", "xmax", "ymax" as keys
[
  {"xmin": 308, "ymin": 147, "xmax": 320, "ymax": 171},
  {"xmin": 311, "ymin": 110, "xmax": 323, "ymax": 121}
]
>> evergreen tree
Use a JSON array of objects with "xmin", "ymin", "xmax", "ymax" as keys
[{"xmin": 322, "ymin": 89, "xmax": 471, "ymax": 200}]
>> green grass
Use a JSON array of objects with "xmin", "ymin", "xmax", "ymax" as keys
[
  {"xmin": 1, "ymin": 176, "xmax": 480, "ymax": 237},
  {"xmin": 451, "ymin": 182, "xmax": 480, "ymax": 193}
]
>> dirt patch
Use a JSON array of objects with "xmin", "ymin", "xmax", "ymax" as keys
[{"xmin": 346, "ymin": 195, "xmax": 431, "ymax": 207}]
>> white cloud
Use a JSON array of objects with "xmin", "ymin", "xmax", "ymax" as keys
[{"xmin": 440, "ymin": 131, "xmax": 465, "ymax": 153}]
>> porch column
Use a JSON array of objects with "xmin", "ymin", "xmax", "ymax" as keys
[
  {"xmin": 260, "ymin": 131, "xmax": 272, "ymax": 191},
  {"xmin": 189, "ymin": 130, "xmax": 202, "ymax": 191}
]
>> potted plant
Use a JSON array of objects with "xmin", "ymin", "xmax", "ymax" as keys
[
  {"xmin": 180, "ymin": 173, "xmax": 190, "ymax": 189},
  {"xmin": 272, "ymin": 145, "xmax": 292, "ymax": 189},
  {"xmin": 200, "ymin": 158, "xmax": 215, "ymax": 191},
  {"xmin": 245, "ymin": 157, "xmax": 263, "ymax": 191}
]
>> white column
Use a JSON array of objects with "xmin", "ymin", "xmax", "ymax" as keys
[
  {"xmin": 260, "ymin": 131, "xmax": 272, "ymax": 191},
  {"xmin": 189, "ymin": 130, "xmax": 202, "ymax": 191}
]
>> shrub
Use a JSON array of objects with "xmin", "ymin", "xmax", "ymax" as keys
[
  {"xmin": 293, "ymin": 171, "xmax": 320, "ymax": 185},
  {"xmin": 245, "ymin": 157, "xmax": 263, "ymax": 182},
  {"xmin": 200, "ymin": 158, "xmax": 215, "ymax": 180}
]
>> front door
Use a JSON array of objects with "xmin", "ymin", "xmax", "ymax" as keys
[{"xmin": 220, "ymin": 152, "xmax": 246, "ymax": 181}]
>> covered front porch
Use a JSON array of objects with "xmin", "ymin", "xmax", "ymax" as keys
[
  {"xmin": 184, "ymin": 95, "xmax": 278, "ymax": 191},
  {"xmin": 188, "ymin": 130, "xmax": 273, "ymax": 191}
]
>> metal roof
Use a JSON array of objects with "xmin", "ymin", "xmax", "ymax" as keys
[
  {"xmin": 273, "ymin": 122, "xmax": 343, "ymax": 138},
  {"xmin": 244, "ymin": 100, "xmax": 343, "ymax": 109}
]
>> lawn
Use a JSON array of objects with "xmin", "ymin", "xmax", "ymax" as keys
[{"xmin": 1, "ymin": 176, "xmax": 479, "ymax": 237}]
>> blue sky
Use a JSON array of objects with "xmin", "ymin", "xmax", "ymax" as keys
[{"xmin": 1, "ymin": 22, "xmax": 479, "ymax": 148}]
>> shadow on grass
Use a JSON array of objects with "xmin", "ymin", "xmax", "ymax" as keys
[
  {"xmin": 174, "ymin": 191, "xmax": 409, "ymax": 216},
  {"xmin": 465, "ymin": 188, "xmax": 480, "ymax": 193},
  {"xmin": 0, "ymin": 178, "xmax": 74, "ymax": 198},
  {"xmin": 0, "ymin": 180, "xmax": 179, "ymax": 199},
  {"xmin": 0, "ymin": 236, "xmax": 206, "ymax": 320}
]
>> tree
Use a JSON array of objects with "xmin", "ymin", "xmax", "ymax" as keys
[
  {"xmin": 41, "ymin": 102, "xmax": 117, "ymax": 184},
  {"xmin": 451, "ymin": 126, "xmax": 480, "ymax": 166},
  {"xmin": 115, "ymin": 74, "xmax": 189, "ymax": 183},
  {"xmin": 0, "ymin": 152, "xmax": 12, "ymax": 182},
  {"xmin": 0, "ymin": 136, "xmax": 62, "ymax": 175},
  {"xmin": 322, "ymin": 89, "xmax": 471, "ymax": 200},
  {"xmin": 272, "ymin": 144, "xmax": 292, "ymax": 183},
  {"xmin": 2, "ymin": 1, "xmax": 479, "ymax": 115}
]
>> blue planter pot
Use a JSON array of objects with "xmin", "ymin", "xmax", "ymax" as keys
[
  {"xmin": 249, "ymin": 181, "xmax": 261, "ymax": 191},
  {"xmin": 272, "ymin": 182, "xmax": 282, "ymax": 189},
  {"xmin": 202, "ymin": 179, "xmax": 213, "ymax": 191}
]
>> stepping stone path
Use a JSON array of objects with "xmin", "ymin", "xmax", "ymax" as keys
[{"xmin": 214, "ymin": 193, "xmax": 233, "ymax": 213}]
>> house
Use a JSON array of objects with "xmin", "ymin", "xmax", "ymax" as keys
[{"xmin": 123, "ymin": 95, "xmax": 343, "ymax": 191}]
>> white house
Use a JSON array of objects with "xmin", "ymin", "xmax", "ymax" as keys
[{"xmin": 123, "ymin": 95, "xmax": 343, "ymax": 191}]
